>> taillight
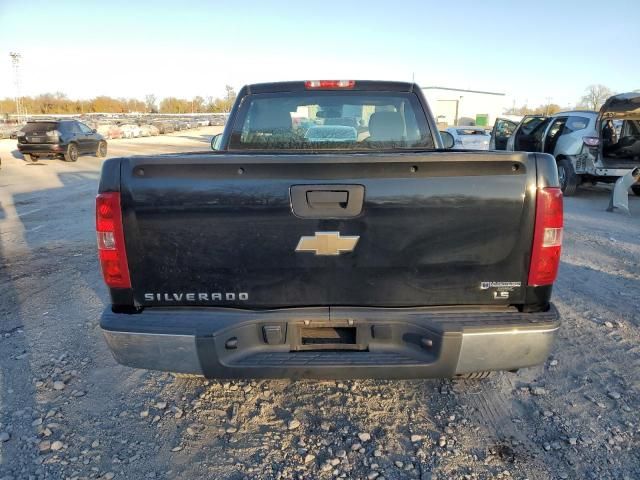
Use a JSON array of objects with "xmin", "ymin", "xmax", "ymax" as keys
[
  {"xmin": 528, "ymin": 187, "xmax": 563, "ymax": 286},
  {"xmin": 582, "ymin": 136, "xmax": 600, "ymax": 147},
  {"xmin": 96, "ymin": 192, "xmax": 131, "ymax": 288},
  {"xmin": 305, "ymin": 80, "xmax": 355, "ymax": 89}
]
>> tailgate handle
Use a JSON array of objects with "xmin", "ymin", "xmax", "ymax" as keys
[
  {"xmin": 306, "ymin": 190, "xmax": 349, "ymax": 208},
  {"xmin": 290, "ymin": 184, "xmax": 364, "ymax": 219}
]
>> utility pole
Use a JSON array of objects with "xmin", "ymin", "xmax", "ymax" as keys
[
  {"xmin": 9, "ymin": 52, "xmax": 27, "ymax": 122},
  {"xmin": 454, "ymin": 100, "xmax": 459, "ymax": 126},
  {"xmin": 544, "ymin": 96, "xmax": 552, "ymax": 116},
  {"xmin": 454, "ymin": 96, "xmax": 463, "ymax": 126}
]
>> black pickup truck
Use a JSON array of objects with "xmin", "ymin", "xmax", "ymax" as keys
[{"xmin": 97, "ymin": 80, "xmax": 562, "ymax": 379}]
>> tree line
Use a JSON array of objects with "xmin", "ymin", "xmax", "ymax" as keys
[
  {"xmin": 0, "ymin": 85, "xmax": 236, "ymax": 115},
  {"xmin": 505, "ymin": 84, "xmax": 617, "ymax": 116},
  {"xmin": 4, "ymin": 83, "xmax": 632, "ymax": 117}
]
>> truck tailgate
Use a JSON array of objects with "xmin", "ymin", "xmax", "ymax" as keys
[{"xmin": 118, "ymin": 151, "xmax": 537, "ymax": 308}]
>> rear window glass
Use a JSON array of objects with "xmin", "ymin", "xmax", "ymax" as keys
[
  {"xmin": 623, "ymin": 120, "xmax": 640, "ymax": 136},
  {"xmin": 22, "ymin": 122, "xmax": 58, "ymax": 133},
  {"xmin": 456, "ymin": 128, "xmax": 488, "ymax": 135},
  {"xmin": 229, "ymin": 91, "xmax": 433, "ymax": 150},
  {"xmin": 565, "ymin": 116, "xmax": 590, "ymax": 132}
]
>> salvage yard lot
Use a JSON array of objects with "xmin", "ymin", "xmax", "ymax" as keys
[{"xmin": 0, "ymin": 132, "xmax": 639, "ymax": 479}]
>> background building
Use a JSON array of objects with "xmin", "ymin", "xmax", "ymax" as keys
[{"xmin": 422, "ymin": 86, "xmax": 508, "ymax": 128}]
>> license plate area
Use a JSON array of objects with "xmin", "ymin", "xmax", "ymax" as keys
[
  {"xmin": 302, "ymin": 327, "xmax": 356, "ymax": 345},
  {"xmin": 292, "ymin": 323, "xmax": 366, "ymax": 351}
]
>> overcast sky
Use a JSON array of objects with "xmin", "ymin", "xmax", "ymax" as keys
[{"xmin": 1, "ymin": 0, "xmax": 638, "ymax": 108}]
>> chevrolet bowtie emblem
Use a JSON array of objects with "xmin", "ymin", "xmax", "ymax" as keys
[{"xmin": 295, "ymin": 232, "xmax": 360, "ymax": 256}]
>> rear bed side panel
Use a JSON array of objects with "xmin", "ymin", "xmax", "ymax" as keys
[
  {"xmin": 535, "ymin": 153, "xmax": 561, "ymax": 189},
  {"xmin": 118, "ymin": 151, "xmax": 540, "ymax": 309},
  {"xmin": 98, "ymin": 157, "xmax": 121, "ymax": 193}
]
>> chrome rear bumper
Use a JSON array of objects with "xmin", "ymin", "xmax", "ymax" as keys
[{"xmin": 101, "ymin": 305, "xmax": 560, "ymax": 379}]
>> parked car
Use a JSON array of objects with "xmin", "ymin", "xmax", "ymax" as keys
[
  {"xmin": 304, "ymin": 125, "xmax": 357, "ymax": 142},
  {"xmin": 491, "ymin": 92, "xmax": 640, "ymax": 196},
  {"xmin": 151, "ymin": 121, "xmax": 173, "ymax": 134},
  {"xmin": 138, "ymin": 125, "xmax": 153, "ymax": 137},
  {"xmin": 17, "ymin": 120, "xmax": 107, "ymax": 162},
  {"xmin": 214, "ymin": 114, "xmax": 229, "ymax": 126},
  {"xmin": 0, "ymin": 126, "xmax": 13, "ymax": 139},
  {"xmin": 120, "ymin": 124, "xmax": 142, "ymax": 138},
  {"xmin": 10, "ymin": 125, "xmax": 24, "ymax": 139},
  {"xmin": 108, "ymin": 125, "xmax": 123, "ymax": 139},
  {"xmin": 97, "ymin": 80, "xmax": 561, "ymax": 381},
  {"xmin": 446, "ymin": 126, "xmax": 491, "ymax": 150},
  {"xmin": 96, "ymin": 124, "xmax": 113, "ymax": 139}
]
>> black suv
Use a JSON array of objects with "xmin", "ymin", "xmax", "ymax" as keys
[{"xmin": 17, "ymin": 120, "xmax": 108, "ymax": 162}]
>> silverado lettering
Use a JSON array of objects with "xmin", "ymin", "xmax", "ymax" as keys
[
  {"xmin": 143, "ymin": 293, "xmax": 249, "ymax": 302},
  {"xmin": 97, "ymin": 80, "xmax": 562, "ymax": 380}
]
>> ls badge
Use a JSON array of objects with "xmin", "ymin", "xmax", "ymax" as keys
[{"xmin": 295, "ymin": 232, "xmax": 359, "ymax": 256}]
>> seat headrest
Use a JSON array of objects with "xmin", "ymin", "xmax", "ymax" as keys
[
  {"xmin": 368, "ymin": 111, "xmax": 405, "ymax": 141},
  {"xmin": 250, "ymin": 105, "xmax": 292, "ymax": 132}
]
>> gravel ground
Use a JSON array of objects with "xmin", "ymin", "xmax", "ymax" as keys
[{"xmin": 0, "ymin": 133, "xmax": 639, "ymax": 480}]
